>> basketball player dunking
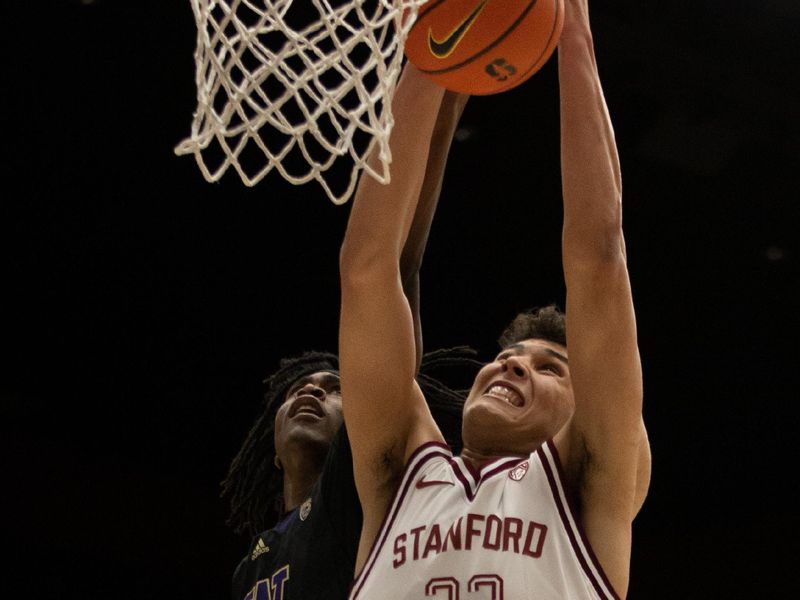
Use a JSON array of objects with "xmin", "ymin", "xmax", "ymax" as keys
[{"xmin": 338, "ymin": 1, "xmax": 650, "ymax": 599}]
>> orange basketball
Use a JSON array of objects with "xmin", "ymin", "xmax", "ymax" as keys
[{"xmin": 404, "ymin": 0, "xmax": 564, "ymax": 95}]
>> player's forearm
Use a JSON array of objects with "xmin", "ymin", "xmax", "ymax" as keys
[
  {"xmin": 558, "ymin": 7, "xmax": 624, "ymax": 263},
  {"xmin": 400, "ymin": 91, "xmax": 468, "ymax": 370},
  {"xmin": 340, "ymin": 66, "xmax": 446, "ymax": 280},
  {"xmin": 399, "ymin": 91, "xmax": 468, "ymax": 281}
]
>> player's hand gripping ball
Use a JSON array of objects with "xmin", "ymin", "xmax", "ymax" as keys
[{"xmin": 404, "ymin": 0, "xmax": 564, "ymax": 95}]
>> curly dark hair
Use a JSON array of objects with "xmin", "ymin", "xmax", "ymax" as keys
[
  {"xmin": 497, "ymin": 304, "xmax": 566, "ymax": 348},
  {"xmin": 221, "ymin": 351, "xmax": 339, "ymax": 536},
  {"xmin": 221, "ymin": 347, "xmax": 480, "ymax": 536}
]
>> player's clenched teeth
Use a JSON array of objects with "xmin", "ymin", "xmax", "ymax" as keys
[{"xmin": 484, "ymin": 383, "xmax": 524, "ymax": 407}]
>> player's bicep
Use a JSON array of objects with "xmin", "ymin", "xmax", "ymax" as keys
[
  {"xmin": 563, "ymin": 256, "xmax": 644, "ymax": 489},
  {"xmin": 339, "ymin": 267, "xmax": 439, "ymax": 490}
]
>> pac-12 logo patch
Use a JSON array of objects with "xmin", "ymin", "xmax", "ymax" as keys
[
  {"xmin": 509, "ymin": 461, "xmax": 529, "ymax": 481},
  {"xmin": 299, "ymin": 498, "xmax": 312, "ymax": 521}
]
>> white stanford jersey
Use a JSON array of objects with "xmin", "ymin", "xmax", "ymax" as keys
[{"xmin": 349, "ymin": 441, "xmax": 620, "ymax": 600}]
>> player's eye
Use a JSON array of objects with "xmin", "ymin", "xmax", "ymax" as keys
[
  {"xmin": 539, "ymin": 363, "xmax": 561, "ymax": 375},
  {"xmin": 285, "ymin": 381, "xmax": 305, "ymax": 399}
]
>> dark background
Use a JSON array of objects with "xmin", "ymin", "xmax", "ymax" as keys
[{"xmin": 4, "ymin": 1, "xmax": 798, "ymax": 598}]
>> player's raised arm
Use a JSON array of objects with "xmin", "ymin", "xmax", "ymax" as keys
[
  {"xmin": 339, "ymin": 66, "xmax": 467, "ymax": 565},
  {"xmin": 554, "ymin": 1, "xmax": 650, "ymax": 595},
  {"xmin": 401, "ymin": 91, "xmax": 469, "ymax": 372}
]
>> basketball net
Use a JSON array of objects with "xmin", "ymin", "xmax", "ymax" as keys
[{"xmin": 175, "ymin": 0, "xmax": 426, "ymax": 204}]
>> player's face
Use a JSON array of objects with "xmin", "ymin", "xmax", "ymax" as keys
[
  {"xmin": 273, "ymin": 371, "xmax": 343, "ymax": 463},
  {"xmin": 462, "ymin": 339, "xmax": 574, "ymax": 456}
]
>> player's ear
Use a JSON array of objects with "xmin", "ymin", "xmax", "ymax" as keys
[{"xmin": 274, "ymin": 455, "xmax": 283, "ymax": 470}]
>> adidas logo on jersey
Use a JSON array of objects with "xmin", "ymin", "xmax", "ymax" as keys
[{"xmin": 251, "ymin": 538, "xmax": 270, "ymax": 561}]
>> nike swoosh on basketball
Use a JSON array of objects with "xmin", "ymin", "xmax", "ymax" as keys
[
  {"xmin": 428, "ymin": 0, "xmax": 488, "ymax": 59},
  {"xmin": 416, "ymin": 477, "xmax": 455, "ymax": 489}
]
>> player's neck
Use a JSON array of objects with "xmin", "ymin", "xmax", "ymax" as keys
[
  {"xmin": 460, "ymin": 446, "xmax": 525, "ymax": 471},
  {"xmin": 280, "ymin": 451, "xmax": 326, "ymax": 512},
  {"xmin": 281, "ymin": 468, "xmax": 321, "ymax": 512}
]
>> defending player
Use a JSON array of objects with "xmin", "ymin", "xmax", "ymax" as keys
[
  {"xmin": 338, "ymin": 1, "xmax": 650, "ymax": 598},
  {"xmin": 222, "ymin": 351, "xmax": 470, "ymax": 600},
  {"xmin": 223, "ymin": 352, "xmax": 354, "ymax": 600}
]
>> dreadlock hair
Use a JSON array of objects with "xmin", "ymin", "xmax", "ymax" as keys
[
  {"xmin": 221, "ymin": 347, "xmax": 481, "ymax": 537},
  {"xmin": 221, "ymin": 351, "xmax": 339, "ymax": 536},
  {"xmin": 417, "ymin": 346, "xmax": 483, "ymax": 455},
  {"xmin": 498, "ymin": 304, "xmax": 567, "ymax": 348}
]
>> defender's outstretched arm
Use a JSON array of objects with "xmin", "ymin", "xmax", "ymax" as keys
[{"xmin": 402, "ymin": 91, "xmax": 469, "ymax": 371}]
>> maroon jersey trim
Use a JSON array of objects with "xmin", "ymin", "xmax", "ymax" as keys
[
  {"xmin": 537, "ymin": 441, "xmax": 621, "ymax": 600},
  {"xmin": 350, "ymin": 441, "xmax": 452, "ymax": 599},
  {"xmin": 450, "ymin": 458, "xmax": 475, "ymax": 499}
]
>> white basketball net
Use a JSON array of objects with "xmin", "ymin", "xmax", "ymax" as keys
[{"xmin": 175, "ymin": 0, "xmax": 425, "ymax": 204}]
